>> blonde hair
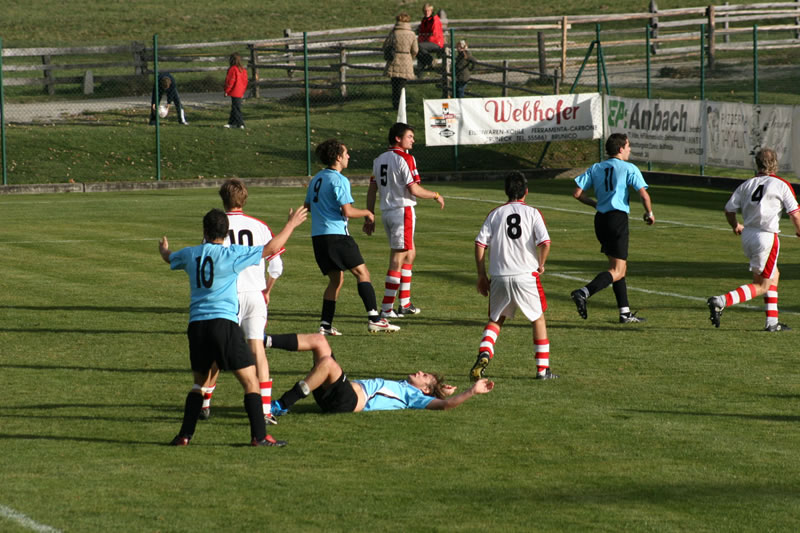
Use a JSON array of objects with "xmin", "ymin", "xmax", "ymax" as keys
[
  {"xmin": 755, "ymin": 148, "xmax": 778, "ymax": 175},
  {"xmin": 396, "ymin": 12, "xmax": 411, "ymax": 23}
]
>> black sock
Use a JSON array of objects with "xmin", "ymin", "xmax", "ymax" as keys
[
  {"xmin": 279, "ymin": 381, "xmax": 309, "ymax": 409},
  {"xmin": 586, "ymin": 271, "xmax": 614, "ymax": 296},
  {"xmin": 357, "ymin": 282, "xmax": 379, "ymax": 320},
  {"xmin": 244, "ymin": 392, "xmax": 266, "ymax": 441},
  {"xmin": 269, "ymin": 334, "xmax": 299, "ymax": 351},
  {"xmin": 612, "ymin": 277, "xmax": 629, "ymax": 310},
  {"xmin": 321, "ymin": 299, "xmax": 336, "ymax": 326},
  {"xmin": 178, "ymin": 392, "xmax": 203, "ymax": 437}
]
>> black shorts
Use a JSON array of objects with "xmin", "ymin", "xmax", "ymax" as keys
[
  {"xmin": 312, "ymin": 234, "xmax": 365, "ymax": 275},
  {"xmin": 313, "ymin": 371, "xmax": 358, "ymax": 413},
  {"xmin": 594, "ymin": 210, "xmax": 629, "ymax": 260},
  {"xmin": 187, "ymin": 318, "xmax": 255, "ymax": 373}
]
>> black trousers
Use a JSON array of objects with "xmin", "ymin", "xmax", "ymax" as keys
[
  {"xmin": 228, "ymin": 97, "xmax": 244, "ymax": 127},
  {"xmin": 391, "ymin": 77, "xmax": 407, "ymax": 110}
]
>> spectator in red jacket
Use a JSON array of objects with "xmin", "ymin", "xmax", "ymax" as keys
[
  {"xmin": 224, "ymin": 52, "xmax": 249, "ymax": 129},
  {"xmin": 417, "ymin": 3, "xmax": 445, "ymax": 72}
]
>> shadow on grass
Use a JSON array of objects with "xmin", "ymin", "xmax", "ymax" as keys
[
  {"xmin": 624, "ymin": 408, "xmax": 800, "ymax": 423},
  {"xmin": 0, "ymin": 304, "xmax": 184, "ymax": 314}
]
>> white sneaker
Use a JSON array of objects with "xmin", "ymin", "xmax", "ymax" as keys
[
  {"xmin": 319, "ymin": 325, "xmax": 343, "ymax": 336},
  {"xmin": 223, "ymin": 124, "xmax": 232, "ymax": 128},
  {"xmin": 380, "ymin": 309, "xmax": 401, "ymax": 319},
  {"xmin": 368, "ymin": 318, "xmax": 400, "ymax": 333}
]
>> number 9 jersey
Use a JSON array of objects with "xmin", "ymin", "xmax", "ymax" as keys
[
  {"xmin": 725, "ymin": 174, "xmax": 799, "ymax": 233},
  {"xmin": 475, "ymin": 201, "xmax": 551, "ymax": 277}
]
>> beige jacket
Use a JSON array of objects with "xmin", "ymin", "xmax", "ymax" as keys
[{"xmin": 383, "ymin": 22, "xmax": 418, "ymax": 79}]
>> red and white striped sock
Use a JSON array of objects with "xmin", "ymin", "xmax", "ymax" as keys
[
  {"xmin": 201, "ymin": 385, "xmax": 215, "ymax": 409},
  {"xmin": 261, "ymin": 380, "xmax": 272, "ymax": 416},
  {"xmin": 399, "ymin": 263, "xmax": 413, "ymax": 308},
  {"xmin": 724, "ymin": 283, "xmax": 758, "ymax": 306},
  {"xmin": 764, "ymin": 285, "xmax": 779, "ymax": 327},
  {"xmin": 478, "ymin": 323, "xmax": 500, "ymax": 359},
  {"xmin": 382, "ymin": 270, "xmax": 401, "ymax": 313},
  {"xmin": 535, "ymin": 339, "xmax": 550, "ymax": 374}
]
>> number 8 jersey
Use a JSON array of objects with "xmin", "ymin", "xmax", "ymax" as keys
[
  {"xmin": 475, "ymin": 201, "xmax": 551, "ymax": 277},
  {"xmin": 725, "ymin": 174, "xmax": 799, "ymax": 233}
]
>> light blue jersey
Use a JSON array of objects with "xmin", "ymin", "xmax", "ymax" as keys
[
  {"xmin": 170, "ymin": 243, "xmax": 263, "ymax": 323},
  {"xmin": 305, "ymin": 168, "xmax": 354, "ymax": 236},
  {"xmin": 574, "ymin": 158, "xmax": 648, "ymax": 214},
  {"xmin": 353, "ymin": 378, "xmax": 435, "ymax": 411}
]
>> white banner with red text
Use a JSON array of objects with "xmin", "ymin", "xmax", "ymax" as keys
[{"xmin": 423, "ymin": 93, "xmax": 603, "ymax": 146}]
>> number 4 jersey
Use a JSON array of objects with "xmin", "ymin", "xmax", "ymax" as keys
[
  {"xmin": 725, "ymin": 174, "xmax": 799, "ymax": 233},
  {"xmin": 475, "ymin": 201, "xmax": 551, "ymax": 276}
]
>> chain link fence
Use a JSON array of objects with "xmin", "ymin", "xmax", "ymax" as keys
[{"xmin": 1, "ymin": 3, "xmax": 799, "ymax": 185}]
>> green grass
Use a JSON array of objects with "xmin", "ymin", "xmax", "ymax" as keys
[{"xmin": 2, "ymin": 180, "xmax": 800, "ymax": 531}]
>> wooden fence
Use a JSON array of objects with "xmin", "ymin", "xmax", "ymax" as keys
[{"xmin": 1, "ymin": 2, "xmax": 798, "ymax": 98}]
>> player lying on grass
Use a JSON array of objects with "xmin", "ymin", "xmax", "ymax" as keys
[
  {"xmin": 159, "ymin": 206, "xmax": 307, "ymax": 447},
  {"xmin": 266, "ymin": 333, "xmax": 494, "ymax": 415}
]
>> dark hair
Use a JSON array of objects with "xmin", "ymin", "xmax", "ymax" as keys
[
  {"xmin": 229, "ymin": 52, "xmax": 243, "ymax": 68},
  {"xmin": 203, "ymin": 208, "xmax": 229, "ymax": 241},
  {"xmin": 159, "ymin": 76, "xmax": 172, "ymax": 91},
  {"xmin": 219, "ymin": 178, "xmax": 248, "ymax": 211},
  {"xmin": 316, "ymin": 139, "xmax": 347, "ymax": 166},
  {"xmin": 388, "ymin": 122, "xmax": 414, "ymax": 146},
  {"xmin": 605, "ymin": 133, "xmax": 629, "ymax": 157},
  {"xmin": 505, "ymin": 171, "xmax": 528, "ymax": 201},
  {"xmin": 755, "ymin": 147, "xmax": 778, "ymax": 174},
  {"xmin": 396, "ymin": 12, "xmax": 411, "ymax": 22}
]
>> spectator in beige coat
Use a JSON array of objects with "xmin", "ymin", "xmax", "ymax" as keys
[{"xmin": 383, "ymin": 12, "xmax": 418, "ymax": 110}]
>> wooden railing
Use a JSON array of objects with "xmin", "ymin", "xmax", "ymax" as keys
[{"xmin": 1, "ymin": 2, "xmax": 798, "ymax": 97}]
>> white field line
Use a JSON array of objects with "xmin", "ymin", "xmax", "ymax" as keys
[
  {"xmin": 0, "ymin": 504, "xmax": 62, "ymax": 533},
  {"xmin": 448, "ymin": 194, "xmax": 800, "ymax": 316}
]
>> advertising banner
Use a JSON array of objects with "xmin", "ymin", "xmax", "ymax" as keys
[
  {"xmin": 604, "ymin": 96, "xmax": 703, "ymax": 165},
  {"xmin": 423, "ymin": 93, "xmax": 602, "ymax": 146},
  {"xmin": 704, "ymin": 102, "xmax": 794, "ymax": 172}
]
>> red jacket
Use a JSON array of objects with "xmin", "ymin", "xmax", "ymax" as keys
[
  {"xmin": 418, "ymin": 14, "xmax": 444, "ymax": 48},
  {"xmin": 224, "ymin": 66, "xmax": 248, "ymax": 98}
]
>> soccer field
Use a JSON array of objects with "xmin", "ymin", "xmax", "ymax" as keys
[{"xmin": 2, "ymin": 179, "xmax": 799, "ymax": 532}]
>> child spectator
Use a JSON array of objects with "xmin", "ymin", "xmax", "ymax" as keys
[{"xmin": 224, "ymin": 52, "xmax": 248, "ymax": 129}]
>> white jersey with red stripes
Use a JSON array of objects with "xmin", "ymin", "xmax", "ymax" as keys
[
  {"xmin": 223, "ymin": 211, "xmax": 285, "ymax": 292},
  {"xmin": 371, "ymin": 148, "xmax": 421, "ymax": 211},
  {"xmin": 475, "ymin": 201, "xmax": 551, "ymax": 277},
  {"xmin": 725, "ymin": 174, "xmax": 799, "ymax": 233}
]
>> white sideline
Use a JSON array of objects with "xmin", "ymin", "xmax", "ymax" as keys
[{"xmin": 0, "ymin": 504, "xmax": 62, "ymax": 533}]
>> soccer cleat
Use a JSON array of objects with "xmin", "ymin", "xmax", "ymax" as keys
[
  {"xmin": 397, "ymin": 303, "xmax": 421, "ymax": 316},
  {"xmin": 368, "ymin": 318, "xmax": 401, "ymax": 333},
  {"xmin": 764, "ymin": 322, "xmax": 791, "ymax": 332},
  {"xmin": 707, "ymin": 296, "xmax": 724, "ymax": 328},
  {"xmin": 251, "ymin": 435, "xmax": 287, "ymax": 447},
  {"xmin": 535, "ymin": 368, "xmax": 559, "ymax": 380},
  {"xmin": 265, "ymin": 413, "xmax": 278, "ymax": 425},
  {"xmin": 179, "ymin": 121, "xmax": 189, "ymax": 126},
  {"xmin": 319, "ymin": 325, "xmax": 343, "ymax": 336},
  {"xmin": 469, "ymin": 351, "xmax": 491, "ymax": 382},
  {"xmin": 619, "ymin": 312, "xmax": 646, "ymax": 323},
  {"xmin": 380, "ymin": 309, "xmax": 402, "ymax": 319},
  {"xmin": 169, "ymin": 435, "xmax": 191, "ymax": 446},
  {"xmin": 271, "ymin": 400, "xmax": 289, "ymax": 417},
  {"xmin": 571, "ymin": 289, "xmax": 588, "ymax": 319},
  {"xmin": 198, "ymin": 407, "xmax": 211, "ymax": 420}
]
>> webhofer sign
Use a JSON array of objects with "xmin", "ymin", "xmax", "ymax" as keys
[{"xmin": 423, "ymin": 93, "xmax": 602, "ymax": 146}]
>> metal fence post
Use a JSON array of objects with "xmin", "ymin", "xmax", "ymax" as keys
[
  {"xmin": 753, "ymin": 25, "xmax": 758, "ymax": 105},
  {"xmin": 304, "ymin": 32, "xmax": 312, "ymax": 176},
  {"xmin": 153, "ymin": 34, "xmax": 162, "ymax": 182},
  {"xmin": 1, "ymin": 37, "xmax": 7, "ymax": 185},
  {"xmin": 700, "ymin": 24, "xmax": 705, "ymax": 176},
  {"xmin": 450, "ymin": 28, "xmax": 458, "ymax": 170},
  {"xmin": 646, "ymin": 26, "xmax": 652, "ymax": 170},
  {"xmin": 596, "ymin": 24, "xmax": 603, "ymax": 161}
]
